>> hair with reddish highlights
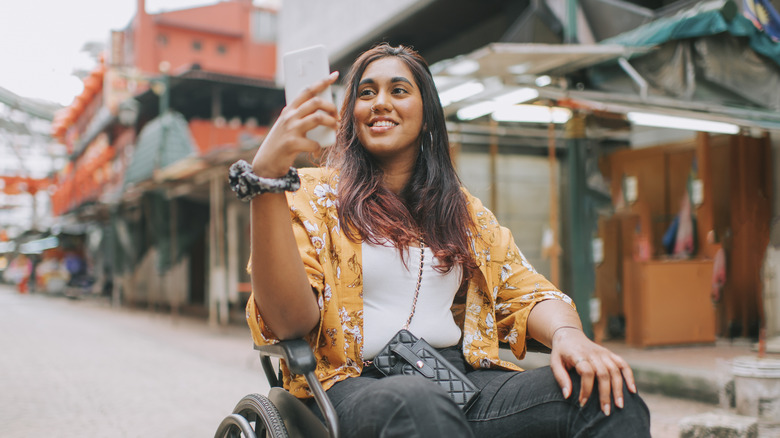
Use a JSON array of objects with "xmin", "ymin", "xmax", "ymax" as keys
[{"xmin": 323, "ymin": 43, "xmax": 476, "ymax": 277}]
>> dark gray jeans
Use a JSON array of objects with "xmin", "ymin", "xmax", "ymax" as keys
[{"xmin": 308, "ymin": 347, "xmax": 651, "ymax": 438}]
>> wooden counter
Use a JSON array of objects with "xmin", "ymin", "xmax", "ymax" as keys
[{"xmin": 623, "ymin": 259, "xmax": 716, "ymax": 347}]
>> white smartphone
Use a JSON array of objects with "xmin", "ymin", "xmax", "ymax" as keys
[{"xmin": 283, "ymin": 45, "xmax": 337, "ymax": 147}]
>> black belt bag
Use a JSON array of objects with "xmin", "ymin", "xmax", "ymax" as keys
[{"xmin": 373, "ymin": 329, "xmax": 481, "ymax": 411}]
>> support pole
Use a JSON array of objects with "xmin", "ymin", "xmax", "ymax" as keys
[
  {"xmin": 169, "ymin": 195, "xmax": 179, "ymax": 320},
  {"xmin": 209, "ymin": 172, "xmax": 228, "ymax": 326},
  {"xmin": 547, "ymin": 113, "xmax": 561, "ymax": 286},
  {"xmin": 565, "ymin": 113, "xmax": 593, "ymax": 337},
  {"xmin": 227, "ymin": 202, "xmax": 240, "ymax": 305},
  {"xmin": 489, "ymin": 120, "xmax": 499, "ymax": 214},
  {"xmin": 565, "ymin": 0, "xmax": 578, "ymax": 43},
  {"xmin": 211, "ymin": 85, "xmax": 222, "ymax": 119}
]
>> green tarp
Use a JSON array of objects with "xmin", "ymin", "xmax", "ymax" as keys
[
  {"xmin": 602, "ymin": 9, "xmax": 780, "ymax": 67},
  {"xmin": 124, "ymin": 111, "xmax": 196, "ymax": 186}
]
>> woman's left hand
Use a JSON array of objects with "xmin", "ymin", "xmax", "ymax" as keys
[{"xmin": 549, "ymin": 327, "xmax": 637, "ymax": 416}]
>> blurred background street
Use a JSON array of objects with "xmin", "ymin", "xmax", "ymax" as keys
[{"xmin": 0, "ymin": 284, "xmax": 263, "ymax": 437}]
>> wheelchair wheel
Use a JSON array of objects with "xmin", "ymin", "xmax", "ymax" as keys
[
  {"xmin": 232, "ymin": 393, "xmax": 289, "ymax": 438},
  {"xmin": 214, "ymin": 413, "xmax": 258, "ymax": 438}
]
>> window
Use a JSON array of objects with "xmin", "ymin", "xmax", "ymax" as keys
[
  {"xmin": 251, "ymin": 10, "xmax": 276, "ymax": 43},
  {"xmin": 192, "ymin": 40, "xmax": 202, "ymax": 51},
  {"xmin": 157, "ymin": 34, "xmax": 168, "ymax": 46},
  {"xmin": 217, "ymin": 44, "xmax": 227, "ymax": 55}
]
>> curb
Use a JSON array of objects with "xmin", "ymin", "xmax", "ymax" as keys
[{"xmin": 632, "ymin": 364, "xmax": 720, "ymax": 405}]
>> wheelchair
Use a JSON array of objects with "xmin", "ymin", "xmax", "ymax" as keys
[
  {"xmin": 214, "ymin": 338, "xmax": 551, "ymax": 438},
  {"xmin": 214, "ymin": 339, "xmax": 340, "ymax": 438}
]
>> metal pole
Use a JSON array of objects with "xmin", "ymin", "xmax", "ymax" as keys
[
  {"xmin": 565, "ymin": 0, "xmax": 578, "ymax": 43},
  {"xmin": 153, "ymin": 72, "xmax": 170, "ymax": 175},
  {"xmin": 565, "ymin": 113, "xmax": 593, "ymax": 337},
  {"xmin": 547, "ymin": 114, "xmax": 560, "ymax": 286},
  {"xmin": 489, "ymin": 120, "xmax": 498, "ymax": 214}
]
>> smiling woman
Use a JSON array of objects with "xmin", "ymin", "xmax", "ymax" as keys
[
  {"xmin": 353, "ymin": 59, "xmax": 424, "ymax": 168},
  {"xmin": 326, "ymin": 44, "xmax": 475, "ymax": 269},
  {"xmin": 237, "ymin": 43, "xmax": 651, "ymax": 438}
]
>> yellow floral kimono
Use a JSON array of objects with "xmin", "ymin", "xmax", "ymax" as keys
[{"xmin": 246, "ymin": 167, "xmax": 574, "ymax": 398}]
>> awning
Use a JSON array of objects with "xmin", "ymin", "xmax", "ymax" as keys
[
  {"xmin": 72, "ymin": 106, "xmax": 116, "ymax": 159},
  {"xmin": 591, "ymin": 0, "xmax": 780, "ymax": 115},
  {"xmin": 124, "ymin": 111, "xmax": 197, "ymax": 187},
  {"xmin": 429, "ymin": 7, "xmax": 780, "ymax": 133},
  {"xmin": 601, "ymin": 3, "xmax": 780, "ymax": 67},
  {"xmin": 132, "ymin": 69, "xmax": 284, "ymax": 127},
  {"xmin": 431, "ymin": 43, "xmax": 653, "ymax": 80},
  {"xmin": 430, "ymin": 42, "xmax": 654, "ymax": 122},
  {"xmin": 19, "ymin": 236, "xmax": 59, "ymax": 254},
  {"xmin": 539, "ymin": 87, "xmax": 780, "ymax": 131},
  {"xmin": 0, "ymin": 86, "xmax": 58, "ymax": 121}
]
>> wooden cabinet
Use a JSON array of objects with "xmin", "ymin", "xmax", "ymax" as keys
[
  {"xmin": 598, "ymin": 132, "xmax": 771, "ymax": 345},
  {"xmin": 623, "ymin": 260, "xmax": 716, "ymax": 347}
]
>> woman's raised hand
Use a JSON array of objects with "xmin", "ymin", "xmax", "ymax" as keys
[
  {"xmin": 549, "ymin": 327, "xmax": 638, "ymax": 416},
  {"xmin": 251, "ymin": 71, "xmax": 340, "ymax": 178}
]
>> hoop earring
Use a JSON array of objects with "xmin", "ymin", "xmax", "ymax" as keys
[{"xmin": 422, "ymin": 132, "xmax": 433, "ymax": 153}]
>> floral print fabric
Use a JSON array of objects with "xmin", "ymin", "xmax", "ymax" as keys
[{"xmin": 246, "ymin": 167, "xmax": 574, "ymax": 398}]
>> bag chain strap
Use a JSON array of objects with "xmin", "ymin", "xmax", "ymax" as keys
[{"xmin": 402, "ymin": 238, "xmax": 425, "ymax": 330}]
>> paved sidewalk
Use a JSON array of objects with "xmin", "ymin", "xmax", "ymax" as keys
[
  {"xmin": 507, "ymin": 333, "xmax": 775, "ymax": 437},
  {"xmin": 511, "ymin": 334, "xmax": 775, "ymax": 405},
  {"xmin": 604, "ymin": 339, "xmax": 768, "ymax": 404}
]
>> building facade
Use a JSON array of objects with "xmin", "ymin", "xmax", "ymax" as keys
[{"xmin": 46, "ymin": 0, "xmax": 284, "ymax": 325}]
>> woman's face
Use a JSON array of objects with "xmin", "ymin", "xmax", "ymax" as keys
[{"xmin": 353, "ymin": 57, "xmax": 424, "ymax": 166}]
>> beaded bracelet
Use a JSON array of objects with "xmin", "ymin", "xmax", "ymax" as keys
[{"xmin": 228, "ymin": 159, "xmax": 300, "ymax": 202}]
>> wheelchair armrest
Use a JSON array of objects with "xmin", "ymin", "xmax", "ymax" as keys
[
  {"xmin": 526, "ymin": 338, "xmax": 552, "ymax": 354},
  {"xmin": 254, "ymin": 339, "xmax": 317, "ymax": 375}
]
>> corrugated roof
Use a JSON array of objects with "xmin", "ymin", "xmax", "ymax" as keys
[
  {"xmin": 124, "ymin": 111, "xmax": 196, "ymax": 187},
  {"xmin": 432, "ymin": 43, "xmax": 652, "ymax": 80},
  {"xmin": 0, "ymin": 86, "xmax": 58, "ymax": 121},
  {"xmin": 602, "ymin": 6, "xmax": 780, "ymax": 67}
]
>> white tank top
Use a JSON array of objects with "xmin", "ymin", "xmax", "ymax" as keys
[{"xmin": 362, "ymin": 240, "xmax": 463, "ymax": 360}]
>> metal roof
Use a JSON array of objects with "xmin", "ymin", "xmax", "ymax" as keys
[
  {"xmin": 601, "ymin": 4, "xmax": 780, "ymax": 66},
  {"xmin": 430, "ymin": 14, "xmax": 780, "ymax": 133},
  {"xmin": 0, "ymin": 86, "xmax": 59, "ymax": 121},
  {"xmin": 133, "ymin": 68, "xmax": 283, "ymax": 129},
  {"xmin": 431, "ymin": 43, "xmax": 653, "ymax": 80},
  {"xmin": 124, "ymin": 111, "xmax": 197, "ymax": 187}
]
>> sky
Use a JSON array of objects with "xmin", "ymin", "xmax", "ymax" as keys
[{"xmin": 0, "ymin": 0, "xmax": 225, "ymax": 106}]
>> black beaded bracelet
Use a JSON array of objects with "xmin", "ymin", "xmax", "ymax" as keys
[{"xmin": 228, "ymin": 159, "xmax": 300, "ymax": 202}]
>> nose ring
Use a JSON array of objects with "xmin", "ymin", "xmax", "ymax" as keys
[{"xmin": 370, "ymin": 104, "xmax": 379, "ymax": 113}]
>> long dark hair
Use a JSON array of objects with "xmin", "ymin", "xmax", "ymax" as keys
[{"xmin": 324, "ymin": 43, "xmax": 476, "ymax": 277}]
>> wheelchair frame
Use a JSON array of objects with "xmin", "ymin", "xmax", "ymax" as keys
[
  {"xmin": 215, "ymin": 339, "xmax": 340, "ymax": 438},
  {"xmin": 215, "ymin": 338, "xmax": 551, "ymax": 437}
]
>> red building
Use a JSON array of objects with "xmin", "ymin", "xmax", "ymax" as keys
[
  {"xmin": 126, "ymin": 0, "xmax": 276, "ymax": 81},
  {"xmin": 48, "ymin": 0, "xmax": 285, "ymax": 323}
]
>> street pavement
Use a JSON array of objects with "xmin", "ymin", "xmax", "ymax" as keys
[
  {"xmin": 0, "ymin": 283, "xmax": 719, "ymax": 437},
  {"xmin": 0, "ymin": 284, "xmax": 269, "ymax": 437}
]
